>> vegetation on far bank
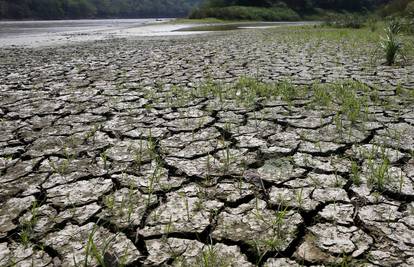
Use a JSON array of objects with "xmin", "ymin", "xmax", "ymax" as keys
[
  {"xmin": 190, "ymin": 5, "xmax": 300, "ymax": 21},
  {"xmin": 190, "ymin": 0, "xmax": 414, "ymax": 22}
]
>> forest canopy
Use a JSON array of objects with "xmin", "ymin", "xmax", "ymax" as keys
[
  {"xmin": 0, "ymin": 0, "xmax": 202, "ymax": 19},
  {"xmin": 1, "ymin": 0, "xmax": 412, "ymax": 20}
]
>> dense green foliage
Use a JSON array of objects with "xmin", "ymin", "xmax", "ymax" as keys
[
  {"xmin": 0, "ymin": 0, "xmax": 202, "ymax": 19},
  {"xmin": 380, "ymin": 0, "xmax": 414, "ymax": 16},
  {"xmin": 191, "ymin": 0, "xmax": 414, "ymax": 21},
  {"xmin": 190, "ymin": 0, "xmax": 394, "ymax": 21}
]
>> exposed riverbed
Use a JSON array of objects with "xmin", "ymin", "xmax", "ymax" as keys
[
  {"xmin": 0, "ymin": 23, "xmax": 413, "ymax": 266},
  {"xmin": 0, "ymin": 19, "xmax": 317, "ymax": 47}
]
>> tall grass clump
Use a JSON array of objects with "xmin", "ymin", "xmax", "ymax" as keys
[{"xmin": 379, "ymin": 19, "xmax": 406, "ymax": 65}]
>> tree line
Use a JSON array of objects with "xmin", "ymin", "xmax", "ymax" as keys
[
  {"xmin": 202, "ymin": 0, "xmax": 391, "ymax": 12},
  {"xmin": 1, "ymin": 0, "xmax": 410, "ymax": 20},
  {"xmin": 0, "ymin": 0, "xmax": 202, "ymax": 19}
]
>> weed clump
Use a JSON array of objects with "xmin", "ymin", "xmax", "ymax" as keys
[{"xmin": 378, "ymin": 19, "xmax": 407, "ymax": 65}]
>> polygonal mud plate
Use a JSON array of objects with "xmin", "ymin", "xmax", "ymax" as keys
[
  {"xmin": 212, "ymin": 199, "xmax": 303, "ymax": 253},
  {"xmin": 254, "ymin": 158, "xmax": 306, "ymax": 185},
  {"xmin": 165, "ymin": 139, "xmax": 229, "ymax": 159},
  {"xmin": 163, "ymin": 116, "xmax": 214, "ymax": 132},
  {"xmin": 268, "ymin": 187, "xmax": 318, "ymax": 212},
  {"xmin": 0, "ymin": 195, "xmax": 35, "ymax": 238},
  {"xmin": 166, "ymin": 148, "xmax": 257, "ymax": 178},
  {"xmin": 42, "ymin": 223, "xmax": 142, "ymax": 267},
  {"xmin": 46, "ymin": 178, "xmax": 112, "ymax": 207},
  {"xmin": 308, "ymin": 223, "xmax": 373, "ymax": 257},
  {"xmin": 264, "ymin": 258, "xmax": 301, "ymax": 267},
  {"xmin": 205, "ymin": 179, "xmax": 255, "ymax": 203},
  {"xmin": 298, "ymin": 141, "xmax": 346, "ymax": 154},
  {"xmin": 319, "ymin": 203, "xmax": 354, "ymax": 225},
  {"xmin": 293, "ymin": 153, "xmax": 352, "ymax": 173},
  {"xmin": 140, "ymin": 185, "xmax": 224, "ymax": 237},
  {"xmin": 145, "ymin": 238, "xmax": 254, "ymax": 266},
  {"xmin": 112, "ymin": 164, "xmax": 185, "ymax": 193},
  {"xmin": 358, "ymin": 203, "xmax": 414, "ymax": 253},
  {"xmin": 19, "ymin": 204, "xmax": 58, "ymax": 237},
  {"xmin": 98, "ymin": 188, "xmax": 157, "ymax": 228},
  {"xmin": 295, "ymin": 124, "xmax": 369, "ymax": 144},
  {"xmin": 373, "ymin": 123, "xmax": 414, "ymax": 151},
  {"xmin": 0, "ymin": 243, "xmax": 53, "ymax": 267},
  {"xmin": 106, "ymin": 139, "xmax": 153, "ymax": 163},
  {"xmin": 57, "ymin": 202, "xmax": 101, "ymax": 224},
  {"xmin": 360, "ymin": 164, "xmax": 414, "ymax": 197},
  {"xmin": 348, "ymin": 144, "xmax": 407, "ymax": 164}
]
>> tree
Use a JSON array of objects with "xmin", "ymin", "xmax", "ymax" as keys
[{"xmin": 0, "ymin": 0, "xmax": 203, "ymax": 19}]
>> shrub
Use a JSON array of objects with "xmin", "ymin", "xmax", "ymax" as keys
[
  {"xmin": 189, "ymin": 5, "xmax": 300, "ymax": 21},
  {"xmin": 405, "ymin": 1, "xmax": 414, "ymax": 17},
  {"xmin": 380, "ymin": 0, "xmax": 414, "ymax": 17},
  {"xmin": 366, "ymin": 17, "xmax": 379, "ymax": 32},
  {"xmin": 323, "ymin": 13, "xmax": 366, "ymax": 29}
]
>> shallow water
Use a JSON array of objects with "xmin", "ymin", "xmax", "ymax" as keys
[
  {"xmin": 0, "ymin": 18, "xmax": 201, "ymax": 48},
  {"xmin": 0, "ymin": 19, "xmax": 167, "ymax": 36},
  {"xmin": 0, "ymin": 19, "xmax": 316, "ymax": 48}
]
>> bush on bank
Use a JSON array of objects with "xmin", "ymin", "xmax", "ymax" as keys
[{"xmin": 189, "ymin": 5, "xmax": 300, "ymax": 21}]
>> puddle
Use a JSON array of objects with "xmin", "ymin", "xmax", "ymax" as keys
[{"xmin": 177, "ymin": 21, "xmax": 317, "ymax": 32}]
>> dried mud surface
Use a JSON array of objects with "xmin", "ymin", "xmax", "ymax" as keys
[{"xmin": 0, "ymin": 28, "xmax": 413, "ymax": 266}]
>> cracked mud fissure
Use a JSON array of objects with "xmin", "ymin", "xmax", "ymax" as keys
[{"xmin": 0, "ymin": 26, "xmax": 414, "ymax": 266}]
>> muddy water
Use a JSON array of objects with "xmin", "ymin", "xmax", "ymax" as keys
[
  {"xmin": 0, "ymin": 19, "xmax": 318, "ymax": 48},
  {"xmin": 0, "ymin": 19, "xmax": 163, "ymax": 35},
  {"xmin": 0, "ymin": 18, "xmax": 194, "ymax": 47}
]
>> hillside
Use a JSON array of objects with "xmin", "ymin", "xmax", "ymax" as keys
[{"xmin": 0, "ymin": 0, "xmax": 202, "ymax": 20}]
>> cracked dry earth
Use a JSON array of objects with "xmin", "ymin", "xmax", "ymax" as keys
[{"xmin": 1, "ymin": 26, "xmax": 414, "ymax": 266}]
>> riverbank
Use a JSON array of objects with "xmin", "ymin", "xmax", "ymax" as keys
[
  {"xmin": 0, "ymin": 18, "xmax": 191, "ymax": 48},
  {"xmin": 0, "ymin": 25, "xmax": 413, "ymax": 266},
  {"xmin": 0, "ymin": 19, "xmax": 321, "ymax": 48}
]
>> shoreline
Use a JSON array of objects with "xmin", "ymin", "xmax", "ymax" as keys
[{"xmin": 0, "ymin": 19, "xmax": 320, "ymax": 48}]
